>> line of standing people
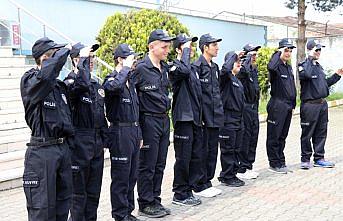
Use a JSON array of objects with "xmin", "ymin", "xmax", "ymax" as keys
[{"xmin": 20, "ymin": 30, "xmax": 342, "ymax": 221}]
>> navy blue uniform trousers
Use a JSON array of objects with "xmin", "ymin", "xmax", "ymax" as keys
[
  {"xmin": 137, "ymin": 114, "xmax": 170, "ymax": 209},
  {"xmin": 172, "ymin": 121, "xmax": 202, "ymax": 200},
  {"xmin": 23, "ymin": 143, "xmax": 72, "ymax": 221},
  {"xmin": 109, "ymin": 125, "xmax": 140, "ymax": 220},
  {"xmin": 300, "ymin": 101, "xmax": 328, "ymax": 162}
]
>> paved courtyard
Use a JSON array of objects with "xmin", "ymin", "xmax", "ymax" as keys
[{"xmin": 1, "ymin": 106, "xmax": 343, "ymax": 221}]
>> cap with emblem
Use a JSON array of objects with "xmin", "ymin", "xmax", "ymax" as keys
[
  {"xmin": 278, "ymin": 38, "xmax": 296, "ymax": 49},
  {"xmin": 148, "ymin": 29, "xmax": 176, "ymax": 44},
  {"xmin": 70, "ymin": 42, "xmax": 100, "ymax": 58},
  {"xmin": 32, "ymin": 37, "xmax": 67, "ymax": 59},
  {"xmin": 199, "ymin": 33, "xmax": 222, "ymax": 50},
  {"xmin": 307, "ymin": 39, "xmax": 325, "ymax": 50},
  {"xmin": 243, "ymin": 43, "xmax": 261, "ymax": 53},
  {"xmin": 113, "ymin": 43, "xmax": 142, "ymax": 59},
  {"xmin": 173, "ymin": 33, "xmax": 198, "ymax": 49}
]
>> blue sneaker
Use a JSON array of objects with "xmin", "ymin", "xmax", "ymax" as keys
[{"xmin": 314, "ymin": 159, "xmax": 335, "ymax": 168}]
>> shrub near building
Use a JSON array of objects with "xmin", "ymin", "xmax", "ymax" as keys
[{"xmin": 96, "ymin": 9, "xmax": 191, "ymax": 78}]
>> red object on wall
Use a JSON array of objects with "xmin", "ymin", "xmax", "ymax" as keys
[{"xmin": 12, "ymin": 24, "xmax": 21, "ymax": 46}]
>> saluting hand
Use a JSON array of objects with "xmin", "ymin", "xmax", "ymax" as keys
[
  {"xmin": 79, "ymin": 46, "xmax": 92, "ymax": 58},
  {"xmin": 236, "ymin": 51, "xmax": 245, "ymax": 58},
  {"xmin": 123, "ymin": 54, "xmax": 136, "ymax": 68},
  {"xmin": 336, "ymin": 68, "xmax": 343, "ymax": 76},
  {"xmin": 181, "ymin": 41, "xmax": 192, "ymax": 49},
  {"xmin": 65, "ymin": 43, "xmax": 72, "ymax": 50}
]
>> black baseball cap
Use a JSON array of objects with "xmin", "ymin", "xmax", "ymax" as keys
[
  {"xmin": 307, "ymin": 39, "xmax": 325, "ymax": 50},
  {"xmin": 278, "ymin": 38, "xmax": 296, "ymax": 49},
  {"xmin": 173, "ymin": 34, "xmax": 198, "ymax": 49},
  {"xmin": 70, "ymin": 42, "xmax": 100, "ymax": 58},
  {"xmin": 148, "ymin": 29, "xmax": 176, "ymax": 44},
  {"xmin": 199, "ymin": 33, "xmax": 222, "ymax": 50},
  {"xmin": 113, "ymin": 43, "xmax": 142, "ymax": 59},
  {"xmin": 243, "ymin": 43, "xmax": 261, "ymax": 53},
  {"xmin": 32, "ymin": 37, "xmax": 66, "ymax": 59}
]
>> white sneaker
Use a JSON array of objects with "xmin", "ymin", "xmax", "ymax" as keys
[
  {"xmin": 236, "ymin": 170, "xmax": 257, "ymax": 180},
  {"xmin": 193, "ymin": 187, "xmax": 218, "ymax": 198},
  {"xmin": 249, "ymin": 169, "xmax": 259, "ymax": 178},
  {"xmin": 209, "ymin": 186, "xmax": 222, "ymax": 196}
]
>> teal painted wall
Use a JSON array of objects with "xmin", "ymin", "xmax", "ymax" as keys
[{"xmin": 0, "ymin": 0, "xmax": 266, "ymax": 65}]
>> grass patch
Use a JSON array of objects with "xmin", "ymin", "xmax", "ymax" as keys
[
  {"xmin": 259, "ymin": 92, "xmax": 343, "ymax": 114},
  {"xmin": 327, "ymin": 92, "xmax": 343, "ymax": 101}
]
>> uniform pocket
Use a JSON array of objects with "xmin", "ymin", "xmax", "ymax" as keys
[
  {"xmin": 71, "ymin": 165, "xmax": 84, "ymax": 194},
  {"xmin": 266, "ymin": 100, "xmax": 279, "ymax": 125},
  {"xmin": 108, "ymin": 128, "xmax": 128, "ymax": 166},
  {"xmin": 219, "ymin": 130, "xmax": 232, "ymax": 153},
  {"xmin": 23, "ymin": 171, "xmax": 42, "ymax": 208}
]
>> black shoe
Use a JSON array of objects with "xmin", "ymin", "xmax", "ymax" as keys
[
  {"xmin": 222, "ymin": 177, "xmax": 245, "ymax": 187},
  {"xmin": 156, "ymin": 203, "xmax": 171, "ymax": 215},
  {"xmin": 138, "ymin": 205, "xmax": 167, "ymax": 218},
  {"xmin": 172, "ymin": 196, "xmax": 202, "ymax": 206},
  {"xmin": 115, "ymin": 215, "xmax": 130, "ymax": 221},
  {"xmin": 129, "ymin": 214, "xmax": 141, "ymax": 221}
]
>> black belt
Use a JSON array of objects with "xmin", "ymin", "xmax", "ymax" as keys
[
  {"xmin": 27, "ymin": 136, "xmax": 65, "ymax": 147},
  {"xmin": 225, "ymin": 110, "xmax": 242, "ymax": 117},
  {"xmin": 143, "ymin": 112, "xmax": 168, "ymax": 118},
  {"xmin": 111, "ymin": 122, "xmax": 139, "ymax": 127},
  {"xmin": 304, "ymin": 98, "xmax": 325, "ymax": 104}
]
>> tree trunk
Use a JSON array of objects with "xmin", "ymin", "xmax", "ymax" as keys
[{"xmin": 296, "ymin": 0, "xmax": 306, "ymax": 89}]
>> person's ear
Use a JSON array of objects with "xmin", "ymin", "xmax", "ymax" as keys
[
  {"xmin": 40, "ymin": 54, "xmax": 48, "ymax": 64},
  {"xmin": 118, "ymin": 57, "xmax": 123, "ymax": 64},
  {"xmin": 176, "ymin": 48, "xmax": 182, "ymax": 54},
  {"xmin": 204, "ymin": 45, "xmax": 209, "ymax": 52}
]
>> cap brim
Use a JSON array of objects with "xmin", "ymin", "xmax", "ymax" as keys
[
  {"xmin": 209, "ymin": 38, "xmax": 222, "ymax": 43},
  {"xmin": 315, "ymin": 44, "xmax": 325, "ymax": 49},
  {"xmin": 91, "ymin": 43, "xmax": 100, "ymax": 52},
  {"xmin": 160, "ymin": 36, "xmax": 176, "ymax": 42},
  {"xmin": 134, "ymin": 52, "xmax": 143, "ymax": 57},
  {"xmin": 52, "ymin": 43, "xmax": 67, "ymax": 49},
  {"xmin": 251, "ymin": 46, "xmax": 261, "ymax": 51},
  {"xmin": 279, "ymin": 45, "xmax": 296, "ymax": 49},
  {"xmin": 188, "ymin": 36, "xmax": 198, "ymax": 42}
]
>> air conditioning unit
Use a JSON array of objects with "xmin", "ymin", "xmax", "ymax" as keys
[{"xmin": 0, "ymin": 20, "xmax": 20, "ymax": 48}]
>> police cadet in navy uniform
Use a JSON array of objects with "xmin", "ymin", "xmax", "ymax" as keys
[
  {"xmin": 218, "ymin": 51, "xmax": 246, "ymax": 187},
  {"xmin": 64, "ymin": 43, "xmax": 107, "ymax": 221},
  {"xmin": 236, "ymin": 44, "xmax": 261, "ymax": 180},
  {"xmin": 169, "ymin": 34, "xmax": 202, "ymax": 206},
  {"xmin": 192, "ymin": 33, "xmax": 224, "ymax": 198},
  {"xmin": 266, "ymin": 38, "xmax": 296, "ymax": 174},
  {"xmin": 135, "ymin": 29, "xmax": 175, "ymax": 218},
  {"xmin": 298, "ymin": 39, "xmax": 343, "ymax": 170},
  {"xmin": 20, "ymin": 37, "xmax": 73, "ymax": 221},
  {"xmin": 103, "ymin": 44, "xmax": 142, "ymax": 221}
]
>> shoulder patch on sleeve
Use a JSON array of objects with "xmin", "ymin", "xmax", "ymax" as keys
[{"xmin": 170, "ymin": 66, "xmax": 177, "ymax": 72}]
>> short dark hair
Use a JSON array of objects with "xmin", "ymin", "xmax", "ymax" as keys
[
  {"xmin": 34, "ymin": 48, "xmax": 56, "ymax": 65},
  {"xmin": 200, "ymin": 43, "xmax": 210, "ymax": 53}
]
